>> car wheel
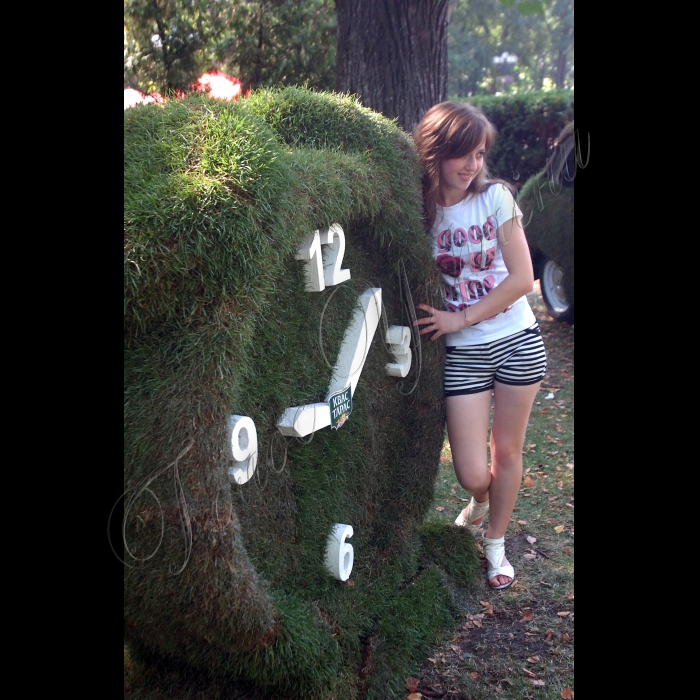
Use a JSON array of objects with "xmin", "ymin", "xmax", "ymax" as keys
[{"xmin": 540, "ymin": 259, "xmax": 574, "ymax": 325}]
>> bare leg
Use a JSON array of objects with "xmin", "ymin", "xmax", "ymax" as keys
[
  {"xmin": 484, "ymin": 380, "xmax": 541, "ymax": 587},
  {"xmin": 446, "ymin": 390, "xmax": 493, "ymax": 526}
]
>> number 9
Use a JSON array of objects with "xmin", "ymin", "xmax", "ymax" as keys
[{"xmin": 226, "ymin": 415, "xmax": 258, "ymax": 485}]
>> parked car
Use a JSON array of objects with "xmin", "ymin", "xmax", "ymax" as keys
[{"xmin": 519, "ymin": 121, "xmax": 575, "ymax": 325}]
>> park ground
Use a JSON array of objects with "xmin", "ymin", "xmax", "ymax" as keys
[{"xmin": 405, "ymin": 281, "xmax": 575, "ymax": 700}]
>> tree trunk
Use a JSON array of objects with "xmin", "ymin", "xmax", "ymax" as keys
[
  {"xmin": 555, "ymin": 49, "xmax": 567, "ymax": 88},
  {"xmin": 335, "ymin": 0, "xmax": 449, "ymax": 134}
]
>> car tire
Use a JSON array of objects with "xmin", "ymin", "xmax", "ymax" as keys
[{"xmin": 540, "ymin": 259, "xmax": 574, "ymax": 325}]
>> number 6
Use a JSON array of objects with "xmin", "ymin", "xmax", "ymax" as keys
[{"xmin": 324, "ymin": 523, "xmax": 354, "ymax": 581}]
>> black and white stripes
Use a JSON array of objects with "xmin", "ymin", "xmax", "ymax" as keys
[{"xmin": 444, "ymin": 323, "xmax": 547, "ymax": 396}]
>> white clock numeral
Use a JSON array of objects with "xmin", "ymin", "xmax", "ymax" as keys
[
  {"xmin": 324, "ymin": 523, "xmax": 354, "ymax": 581},
  {"xmin": 385, "ymin": 325, "xmax": 412, "ymax": 378},
  {"xmin": 226, "ymin": 415, "xmax": 258, "ymax": 485},
  {"xmin": 321, "ymin": 224, "xmax": 352, "ymax": 287},
  {"xmin": 295, "ymin": 223, "xmax": 351, "ymax": 292}
]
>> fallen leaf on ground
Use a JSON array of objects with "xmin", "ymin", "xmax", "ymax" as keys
[
  {"xmin": 566, "ymin": 463, "xmax": 574, "ymax": 469},
  {"xmin": 407, "ymin": 694, "xmax": 422, "ymax": 700},
  {"xmin": 562, "ymin": 633, "xmax": 572, "ymax": 641},
  {"xmin": 517, "ymin": 520, "xmax": 528, "ymax": 525},
  {"xmin": 527, "ymin": 656, "xmax": 540, "ymax": 663},
  {"xmin": 532, "ymin": 679, "xmax": 546, "ymax": 686},
  {"xmin": 346, "ymin": 579, "xmax": 355, "ymax": 587},
  {"xmin": 521, "ymin": 611, "xmax": 534, "ymax": 621},
  {"xmin": 523, "ymin": 475, "xmax": 535, "ymax": 488},
  {"xmin": 544, "ymin": 631, "xmax": 553, "ymax": 641},
  {"xmin": 557, "ymin": 611, "xmax": 571, "ymax": 617},
  {"xmin": 524, "ymin": 552, "xmax": 536, "ymax": 559},
  {"xmin": 561, "ymin": 688, "xmax": 574, "ymax": 699},
  {"xmin": 480, "ymin": 601, "xmax": 494, "ymax": 615},
  {"xmin": 554, "ymin": 525, "xmax": 565, "ymax": 533},
  {"xmin": 526, "ymin": 535, "xmax": 537, "ymax": 544},
  {"xmin": 562, "ymin": 548, "xmax": 570, "ymax": 554},
  {"xmin": 522, "ymin": 667, "xmax": 537, "ymax": 678},
  {"xmin": 405, "ymin": 677, "xmax": 420, "ymax": 692},
  {"xmin": 435, "ymin": 506, "xmax": 445, "ymax": 512},
  {"xmin": 469, "ymin": 672, "xmax": 479, "ymax": 680}
]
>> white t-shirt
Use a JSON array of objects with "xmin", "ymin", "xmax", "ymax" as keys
[{"xmin": 431, "ymin": 182, "xmax": 536, "ymax": 346}]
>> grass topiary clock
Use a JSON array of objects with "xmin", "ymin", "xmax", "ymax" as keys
[{"xmin": 123, "ymin": 87, "xmax": 480, "ymax": 698}]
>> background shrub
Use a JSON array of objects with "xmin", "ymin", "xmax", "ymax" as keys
[{"xmin": 466, "ymin": 90, "xmax": 575, "ymax": 188}]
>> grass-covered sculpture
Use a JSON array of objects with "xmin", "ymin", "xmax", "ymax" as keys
[
  {"xmin": 124, "ymin": 87, "xmax": 479, "ymax": 698},
  {"xmin": 518, "ymin": 121, "xmax": 575, "ymax": 324}
]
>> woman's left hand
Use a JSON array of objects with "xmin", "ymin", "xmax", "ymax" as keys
[{"xmin": 413, "ymin": 303, "xmax": 466, "ymax": 341}]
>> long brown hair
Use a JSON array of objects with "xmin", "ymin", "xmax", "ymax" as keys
[{"xmin": 413, "ymin": 101, "xmax": 510, "ymax": 232}]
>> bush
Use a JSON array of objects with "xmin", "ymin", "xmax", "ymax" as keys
[
  {"xmin": 465, "ymin": 90, "xmax": 575, "ymax": 188},
  {"xmin": 124, "ymin": 87, "xmax": 467, "ymax": 697}
]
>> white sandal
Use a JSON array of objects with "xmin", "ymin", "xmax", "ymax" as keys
[
  {"xmin": 454, "ymin": 497, "xmax": 489, "ymax": 533},
  {"xmin": 481, "ymin": 533, "xmax": 515, "ymax": 590}
]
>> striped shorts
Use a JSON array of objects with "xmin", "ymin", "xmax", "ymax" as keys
[{"xmin": 444, "ymin": 323, "xmax": 547, "ymax": 397}]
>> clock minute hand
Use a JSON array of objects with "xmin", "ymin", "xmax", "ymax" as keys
[{"xmin": 277, "ymin": 288, "xmax": 382, "ymax": 438}]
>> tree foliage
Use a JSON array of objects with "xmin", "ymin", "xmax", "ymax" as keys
[
  {"xmin": 215, "ymin": 0, "xmax": 336, "ymax": 94},
  {"xmin": 124, "ymin": 0, "xmax": 336, "ymax": 95},
  {"xmin": 125, "ymin": 1, "xmax": 573, "ymax": 101},
  {"xmin": 448, "ymin": 0, "xmax": 574, "ymax": 97},
  {"xmin": 124, "ymin": 0, "xmax": 574, "ymax": 102},
  {"xmin": 124, "ymin": 0, "xmax": 232, "ymax": 94}
]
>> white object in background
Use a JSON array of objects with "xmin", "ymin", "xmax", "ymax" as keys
[
  {"xmin": 385, "ymin": 325, "xmax": 412, "ymax": 377},
  {"xmin": 295, "ymin": 224, "xmax": 351, "ymax": 292},
  {"xmin": 226, "ymin": 415, "xmax": 258, "ymax": 485},
  {"xmin": 277, "ymin": 288, "xmax": 382, "ymax": 438},
  {"xmin": 324, "ymin": 523, "xmax": 354, "ymax": 581}
]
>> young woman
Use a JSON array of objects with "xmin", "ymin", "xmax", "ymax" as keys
[{"xmin": 413, "ymin": 101, "xmax": 547, "ymax": 590}]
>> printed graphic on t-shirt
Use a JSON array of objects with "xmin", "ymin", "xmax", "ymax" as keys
[
  {"xmin": 469, "ymin": 248, "xmax": 495, "ymax": 272},
  {"xmin": 431, "ymin": 185, "xmax": 532, "ymax": 344},
  {"xmin": 436, "ymin": 215, "xmax": 501, "ymax": 309}
]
